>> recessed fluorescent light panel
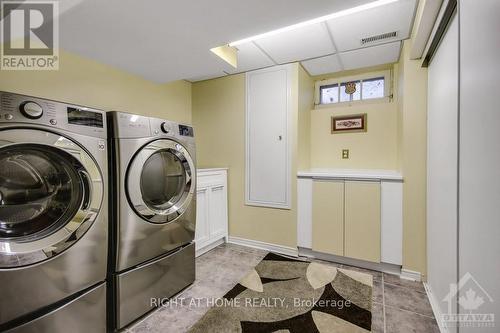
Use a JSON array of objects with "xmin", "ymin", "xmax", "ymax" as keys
[{"xmin": 228, "ymin": 0, "xmax": 399, "ymax": 47}]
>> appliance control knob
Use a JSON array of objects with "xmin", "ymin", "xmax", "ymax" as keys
[
  {"xmin": 160, "ymin": 122, "xmax": 169, "ymax": 133},
  {"xmin": 20, "ymin": 101, "xmax": 43, "ymax": 119}
]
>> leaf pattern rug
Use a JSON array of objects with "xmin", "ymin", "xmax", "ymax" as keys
[{"xmin": 189, "ymin": 253, "xmax": 373, "ymax": 332}]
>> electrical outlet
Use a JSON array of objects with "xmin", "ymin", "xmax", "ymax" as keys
[{"xmin": 342, "ymin": 149, "xmax": 349, "ymax": 159}]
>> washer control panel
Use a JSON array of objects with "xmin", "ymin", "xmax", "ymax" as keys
[
  {"xmin": 0, "ymin": 91, "xmax": 106, "ymax": 139},
  {"xmin": 20, "ymin": 101, "xmax": 43, "ymax": 119}
]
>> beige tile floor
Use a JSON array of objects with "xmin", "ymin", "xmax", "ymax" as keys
[{"xmin": 128, "ymin": 243, "xmax": 439, "ymax": 333}]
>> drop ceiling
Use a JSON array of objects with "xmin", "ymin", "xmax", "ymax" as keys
[{"xmin": 57, "ymin": 0, "xmax": 416, "ymax": 83}]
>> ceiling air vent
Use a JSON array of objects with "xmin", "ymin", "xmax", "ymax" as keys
[{"xmin": 361, "ymin": 31, "xmax": 398, "ymax": 45}]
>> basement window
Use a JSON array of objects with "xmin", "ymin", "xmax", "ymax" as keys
[{"xmin": 316, "ymin": 70, "xmax": 391, "ymax": 107}]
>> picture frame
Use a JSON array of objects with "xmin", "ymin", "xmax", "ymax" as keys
[{"xmin": 331, "ymin": 113, "xmax": 367, "ymax": 134}]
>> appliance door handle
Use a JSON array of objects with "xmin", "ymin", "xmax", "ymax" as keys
[{"xmin": 79, "ymin": 170, "xmax": 92, "ymax": 211}]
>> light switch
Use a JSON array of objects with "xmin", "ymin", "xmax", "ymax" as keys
[{"xmin": 342, "ymin": 149, "xmax": 349, "ymax": 159}]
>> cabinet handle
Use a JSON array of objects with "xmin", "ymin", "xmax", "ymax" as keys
[{"xmin": 278, "ymin": 135, "xmax": 282, "ymax": 141}]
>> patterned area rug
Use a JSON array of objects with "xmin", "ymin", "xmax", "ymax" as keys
[{"xmin": 189, "ymin": 253, "xmax": 373, "ymax": 332}]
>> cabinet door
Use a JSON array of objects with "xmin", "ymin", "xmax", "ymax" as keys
[
  {"xmin": 312, "ymin": 180, "xmax": 344, "ymax": 256},
  {"xmin": 195, "ymin": 187, "xmax": 210, "ymax": 250},
  {"xmin": 246, "ymin": 65, "xmax": 291, "ymax": 209},
  {"xmin": 209, "ymin": 185, "xmax": 227, "ymax": 239},
  {"xmin": 344, "ymin": 181, "xmax": 381, "ymax": 263}
]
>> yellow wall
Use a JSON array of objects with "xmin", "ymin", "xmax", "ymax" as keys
[
  {"xmin": 310, "ymin": 101, "xmax": 399, "ymax": 169},
  {"xmin": 0, "ymin": 49, "xmax": 192, "ymax": 124},
  {"xmin": 308, "ymin": 66, "xmax": 399, "ymax": 170},
  {"xmin": 398, "ymin": 40, "xmax": 428, "ymax": 277},
  {"xmin": 192, "ymin": 65, "xmax": 300, "ymax": 248},
  {"xmin": 297, "ymin": 64, "xmax": 314, "ymax": 170}
]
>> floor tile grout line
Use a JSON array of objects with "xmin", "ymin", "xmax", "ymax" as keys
[
  {"xmin": 383, "ymin": 280, "xmax": 427, "ymax": 294},
  {"xmin": 383, "ymin": 303, "xmax": 437, "ymax": 319}
]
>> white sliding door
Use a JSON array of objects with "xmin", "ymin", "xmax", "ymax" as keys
[
  {"xmin": 427, "ymin": 13, "xmax": 459, "ymax": 331},
  {"xmin": 459, "ymin": 1, "xmax": 500, "ymax": 331},
  {"xmin": 246, "ymin": 64, "xmax": 291, "ymax": 209}
]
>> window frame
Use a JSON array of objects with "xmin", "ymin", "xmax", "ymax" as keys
[{"xmin": 315, "ymin": 70, "xmax": 391, "ymax": 108}]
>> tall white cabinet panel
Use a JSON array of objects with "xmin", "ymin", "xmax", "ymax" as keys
[
  {"xmin": 426, "ymin": 13, "xmax": 458, "ymax": 329},
  {"xmin": 381, "ymin": 181, "xmax": 403, "ymax": 265},
  {"xmin": 459, "ymin": 1, "xmax": 500, "ymax": 330},
  {"xmin": 246, "ymin": 64, "xmax": 292, "ymax": 209},
  {"xmin": 195, "ymin": 169, "xmax": 228, "ymax": 257}
]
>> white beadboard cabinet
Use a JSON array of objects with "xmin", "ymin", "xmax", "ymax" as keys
[{"xmin": 195, "ymin": 168, "xmax": 228, "ymax": 257}]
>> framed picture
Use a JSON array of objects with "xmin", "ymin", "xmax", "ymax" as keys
[{"xmin": 331, "ymin": 113, "xmax": 367, "ymax": 134}]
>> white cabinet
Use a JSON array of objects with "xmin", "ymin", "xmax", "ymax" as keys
[
  {"xmin": 195, "ymin": 168, "xmax": 228, "ymax": 257},
  {"xmin": 297, "ymin": 170, "xmax": 403, "ymax": 266},
  {"xmin": 245, "ymin": 64, "xmax": 292, "ymax": 209}
]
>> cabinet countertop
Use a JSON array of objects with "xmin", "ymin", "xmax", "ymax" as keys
[
  {"xmin": 297, "ymin": 169, "xmax": 403, "ymax": 181},
  {"xmin": 198, "ymin": 168, "xmax": 228, "ymax": 173}
]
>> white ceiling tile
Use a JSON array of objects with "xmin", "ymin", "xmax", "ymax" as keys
[
  {"xmin": 254, "ymin": 23, "xmax": 335, "ymax": 64},
  {"xmin": 227, "ymin": 42, "xmax": 275, "ymax": 74},
  {"xmin": 301, "ymin": 54, "xmax": 343, "ymax": 76},
  {"xmin": 187, "ymin": 72, "xmax": 227, "ymax": 82},
  {"xmin": 58, "ymin": 0, "xmax": 373, "ymax": 83},
  {"xmin": 339, "ymin": 42, "xmax": 401, "ymax": 70},
  {"xmin": 327, "ymin": 0, "xmax": 417, "ymax": 52}
]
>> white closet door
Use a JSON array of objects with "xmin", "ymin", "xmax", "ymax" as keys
[
  {"xmin": 459, "ymin": 1, "xmax": 500, "ymax": 329},
  {"xmin": 427, "ymin": 13, "xmax": 459, "ymax": 328},
  {"xmin": 246, "ymin": 65, "xmax": 291, "ymax": 209}
]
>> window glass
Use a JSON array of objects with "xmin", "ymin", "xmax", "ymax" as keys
[
  {"xmin": 362, "ymin": 77, "xmax": 385, "ymax": 99},
  {"xmin": 320, "ymin": 84, "xmax": 339, "ymax": 104},
  {"xmin": 340, "ymin": 81, "xmax": 361, "ymax": 102}
]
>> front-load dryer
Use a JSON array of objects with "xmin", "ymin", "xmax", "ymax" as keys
[
  {"xmin": 0, "ymin": 92, "xmax": 108, "ymax": 332},
  {"xmin": 107, "ymin": 111, "xmax": 195, "ymax": 330}
]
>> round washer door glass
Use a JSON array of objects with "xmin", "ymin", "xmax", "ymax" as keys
[
  {"xmin": 0, "ymin": 128, "xmax": 104, "ymax": 268},
  {"xmin": 127, "ymin": 139, "xmax": 195, "ymax": 223},
  {"xmin": 0, "ymin": 145, "xmax": 84, "ymax": 239}
]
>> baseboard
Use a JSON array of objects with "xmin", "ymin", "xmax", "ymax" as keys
[
  {"xmin": 195, "ymin": 237, "xmax": 226, "ymax": 258},
  {"xmin": 227, "ymin": 236, "xmax": 298, "ymax": 257},
  {"xmin": 298, "ymin": 247, "xmax": 401, "ymax": 275},
  {"xmin": 424, "ymin": 282, "xmax": 449, "ymax": 333},
  {"xmin": 401, "ymin": 268, "xmax": 422, "ymax": 282}
]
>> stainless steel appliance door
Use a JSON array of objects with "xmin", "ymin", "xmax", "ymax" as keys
[
  {"xmin": 116, "ymin": 243, "xmax": 195, "ymax": 329},
  {"xmin": 126, "ymin": 139, "xmax": 195, "ymax": 223},
  {"xmin": 0, "ymin": 128, "xmax": 104, "ymax": 267}
]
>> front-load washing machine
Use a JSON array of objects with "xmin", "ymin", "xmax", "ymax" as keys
[
  {"xmin": 107, "ymin": 112, "xmax": 195, "ymax": 330},
  {"xmin": 0, "ymin": 92, "xmax": 108, "ymax": 332}
]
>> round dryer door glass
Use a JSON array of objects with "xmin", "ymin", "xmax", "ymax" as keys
[
  {"xmin": 140, "ymin": 150, "xmax": 186, "ymax": 210},
  {"xmin": 127, "ymin": 139, "xmax": 195, "ymax": 223},
  {"xmin": 0, "ymin": 145, "xmax": 84, "ymax": 240}
]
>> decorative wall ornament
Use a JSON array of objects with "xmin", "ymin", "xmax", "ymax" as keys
[
  {"xmin": 344, "ymin": 81, "xmax": 357, "ymax": 95},
  {"xmin": 331, "ymin": 113, "xmax": 367, "ymax": 134}
]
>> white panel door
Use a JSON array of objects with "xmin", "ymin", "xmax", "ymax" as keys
[
  {"xmin": 246, "ymin": 64, "xmax": 291, "ymax": 209},
  {"xmin": 195, "ymin": 187, "xmax": 210, "ymax": 250},
  {"xmin": 459, "ymin": 1, "xmax": 500, "ymax": 330},
  {"xmin": 209, "ymin": 186, "xmax": 227, "ymax": 239},
  {"xmin": 427, "ymin": 13, "xmax": 458, "ymax": 328}
]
